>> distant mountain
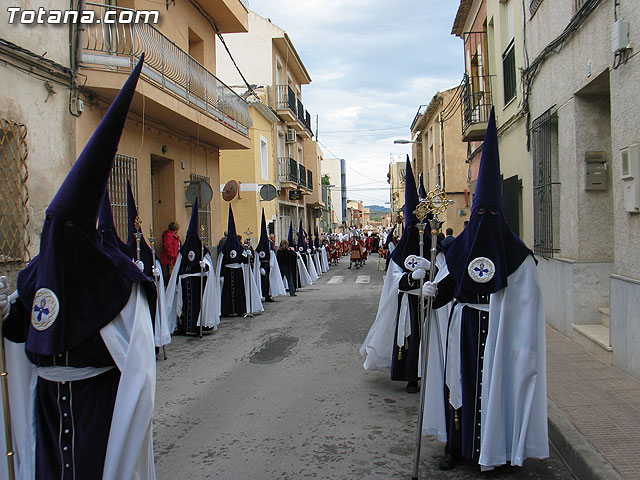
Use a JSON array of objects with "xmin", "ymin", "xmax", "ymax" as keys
[{"xmin": 366, "ymin": 205, "xmax": 390, "ymax": 213}]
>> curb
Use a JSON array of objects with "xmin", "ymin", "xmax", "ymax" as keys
[{"xmin": 548, "ymin": 399, "xmax": 625, "ymax": 480}]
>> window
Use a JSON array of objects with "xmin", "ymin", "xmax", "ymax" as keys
[
  {"xmin": 0, "ymin": 119, "xmax": 29, "ymax": 265},
  {"xmin": 107, "ymin": 153, "xmax": 138, "ymax": 241},
  {"xmin": 502, "ymin": 41, "xmax": 517, "ymax": 104},
  {"xmin": 260, "ymin": 136, "xmax": 269, "ymax": 181},
  {"xmin": 531, "ymin": 108, "xmax": 559, "ymax": 257}
]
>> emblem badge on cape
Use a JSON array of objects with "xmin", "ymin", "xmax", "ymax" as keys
[
  {"xmin": 404, "ymin": 254, "xmax": 421, "ymax": 271},
  {"xmin": 31, "ymin": 287, "xmax": 60, "ymax": 331},
  {"xmin": 188, "ymin": 250, "xmax": 196, "ymax": 262},
  {"xmin": 259, "ymin": 251, "xmax": 266, "ymax": 259},
  {"xmin": 467, "ymin": 256, "xmax": 496, "ymax": 283},
  {"xmin": 229, "ymin": 249, "xmax": 237, "ymax": 259}
]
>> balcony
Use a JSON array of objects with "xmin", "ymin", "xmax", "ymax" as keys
[
  {"xmin": 460, "ymin": 73, "xmax": 493, "ymax": 142},
  {"xmin": 460, "ymin": 31, "xmax": 493, "ymax": 142},
  {"xmin": 298, "ymin": 164, "xmax": 307, "ymax": 189},
  {"xmin": 275, "ymin": 85, "xmax": 313, "ymax": 137},
  {"xmin": 80, "ymin": 3, "xmax": 252, "ymax": 147},
  {"xmin": 278, "ymin": 156, "xmax": 298, "ymax": 189}
]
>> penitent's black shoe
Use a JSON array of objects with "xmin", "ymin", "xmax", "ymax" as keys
[
  {"xmin": 438, "ymin": 452, "xmax": 459, "ymax": 471},
  {"xmin": 405, "ymin": 381, "xmax": 418, "ymax": 394}
]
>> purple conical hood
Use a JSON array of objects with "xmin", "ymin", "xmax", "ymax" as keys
[
  {"xmin": 390, "ymin": 157, "xmax": 431, "ymax": 270},
  {"xmin": 219, "ymin": 204, "xmax": 245, "ymax": 263},
  {"xmin": 288, "ymin": 222, "xmax": 294, "ymax": 246},
  {"xmin": 186, "ymin": 196, "xmax": 200, "ymax": 238},
  {"xmin": 443, "ymin": 107, "xmax": 532, "ymax": 296},
  {"xmin": 16, "ymin": 57, "xmax": 149, "ymax": 356},
  {"xmin": 297, "ymin": 218, "xmax": 307, "ymax": 252},
  {"xmin": 47, "ymin": 55, "xmax": 144, "ymax": 228},
  {"xmin": 419, "ymin": 172, "xmax": 427, "ymax": 199},
  {"xmin": 471, "ymin": 108, "xmax": 504, "ymax": 213},
  {"xmin": 256, "ymin": 209, "xmax": 270, "ymax": 258},
  {"xmin": 126, "ymin": 180, "xmax": 155, "ymax": 277}
]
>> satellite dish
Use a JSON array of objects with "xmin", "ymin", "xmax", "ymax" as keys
[
  {"xmin": 185, "ymin": 179, "xmax": 213, "ymax": 206},
  {"xmin": 222, "ymin": 180, "xmax": 239, "ymax": 201},
  {"xmin": 259, "ymin": 184, "xmax": 278, "ymax": 201}
]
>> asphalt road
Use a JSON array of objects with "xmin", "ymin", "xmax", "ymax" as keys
[{"xmin": 154, "ymin": 254, "xmax": 575, "ymax": 480}]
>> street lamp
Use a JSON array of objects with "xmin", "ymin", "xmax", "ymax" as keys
[{"xmin": 393, "ymin": 139, "xmax": 419, "ymax": 144}]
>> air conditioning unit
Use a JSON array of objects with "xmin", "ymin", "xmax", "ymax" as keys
[{"xmin": 286, "ymin": 129, "xmax": 297, "ymax": 143}]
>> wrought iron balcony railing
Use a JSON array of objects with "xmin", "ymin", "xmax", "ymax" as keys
[
  {"xmin": 278, "ymin": 156, "xmax": 298, "ymax": 184},
  {"xmin": 299, "ymin": 164, "xmax": 307, "ymax": 188},
  {"xmin": 276, "ymin": 85, "xmax": 296, "ymax": 114},
  {"xmin": 460, "ymin": 73, "xmax": 493, "ymax": 140},
  {"xmin": 276, "ymin": 85, "xmax": 313, "ymax": 134},
  {"xmin": 304, "ymin": 111, "xmax": 312, "ymax": 133},
  {"xmin": 81, "ymin": 2, "xmax": 252, "ymax": 136}
]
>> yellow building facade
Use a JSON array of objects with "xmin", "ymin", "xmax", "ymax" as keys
[
  {"xmin": 76, "ymin": 0, "xmax": 251, "ymax": 253},
  {"xmin": 219, "ymin": 93, "xmax": 280, "ymax": 246}
]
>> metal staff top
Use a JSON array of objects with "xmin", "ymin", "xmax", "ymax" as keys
[{"xmin": 134, "ymin": 215, "xmax": 143, "ymax": 262}]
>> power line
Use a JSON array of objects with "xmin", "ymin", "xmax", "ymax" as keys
[{"xmin": 321, "ymin": 125, "xmax": 409, "ymax": 134}]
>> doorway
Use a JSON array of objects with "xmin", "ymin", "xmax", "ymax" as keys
[{"xmin": 151, "ymin": 155, "xmax": 176, "ymax": 252}]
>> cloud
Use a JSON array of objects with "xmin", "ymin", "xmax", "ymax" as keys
[{"xmin": 243, "ymin": 0, "xmax": 464, "ymax": 205}]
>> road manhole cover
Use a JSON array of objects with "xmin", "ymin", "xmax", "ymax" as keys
[{"xmin": 249, "ymin": 335, "xmax": 299, "ymax": 364}]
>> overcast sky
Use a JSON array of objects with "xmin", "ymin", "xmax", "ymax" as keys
[{"xmin": 244, "ymin": 0, "xmax": 464, "ymax": 206}]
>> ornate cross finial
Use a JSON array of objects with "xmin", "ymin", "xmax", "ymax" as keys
[{"xmin": 134, "ymin": 215, "xmax": 142, "ymax": 232}]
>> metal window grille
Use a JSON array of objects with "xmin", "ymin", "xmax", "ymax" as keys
[
  {"xmin": 532, "ymin": 108, "xmax": 559, "ymax": 257},
  {"xmin": 503, "ymin": 42, "xmax": 517, "ymax": 104},
  {"xmin": 107, "ymin": 154, "xmax": 138, "ymax": 242},
  {"xmin": 0, "ymin": 119, "xmax": 29, "ymax": 266},
  {"xmin": 190, "ymin": 173, "xmax": 211, "ymax": 246}
]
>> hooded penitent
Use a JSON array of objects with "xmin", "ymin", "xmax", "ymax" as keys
[
  {"xmin": 126, "ymin": 180, "xmax": 155, "ymax": 279},
  {"xmin": 389, "ymin": 156, "xmax": 432, "ymax": 273},
  {"xmin": 17, "ymin": 56, "xmax": 147, "ymax": 357},
  {"xmin": 443, "ymin": 108, "xmax": 532, "ymax": 297}
]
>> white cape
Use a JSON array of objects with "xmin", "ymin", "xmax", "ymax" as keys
[
  {"xmin": 165, "ymin": 252, "xmax": 221, "ymax": 332},
  {"xmin": 305, "ymin": 251, "xmax": 319, "ymax": 282},
  {"xmin": 320, "ymin": 246, "xmax": 330, "ymax": 273},
  {"xmin": 2, "ymin": 285, "xmax": 157, "ymax": 480},
  {"xmin": 269, "ymin": 250, "xmax": 287, "ymax": 297},
  {"xmin": 296, "ymin": 252, "xmax": 313, "ymax": 287},
  {"xmin": 422, "ymin": 255, "xmax": 548, "ymax": 468},
  {"xmin": 313, "ymin": 251, "xmax": 323, "ymax": 277},
  {"xmin": 153, "ymin": 258, "xmax": 172, "ymax": 347}
]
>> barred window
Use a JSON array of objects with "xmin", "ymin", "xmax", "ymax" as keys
[
  {"xmin": 0, "ymin": 119, "xmax": 30, "ymax": 266},
  {"xmin": 107, "ymin": 154, "xmax": 138, "ymax": 241},
  {"xmin": 532, "ymin": 108, "xmax": 560, "ymax": 257},
  {"xmin": 190, "ymin": 173, "xmax": 211, "ymax": 246}
]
